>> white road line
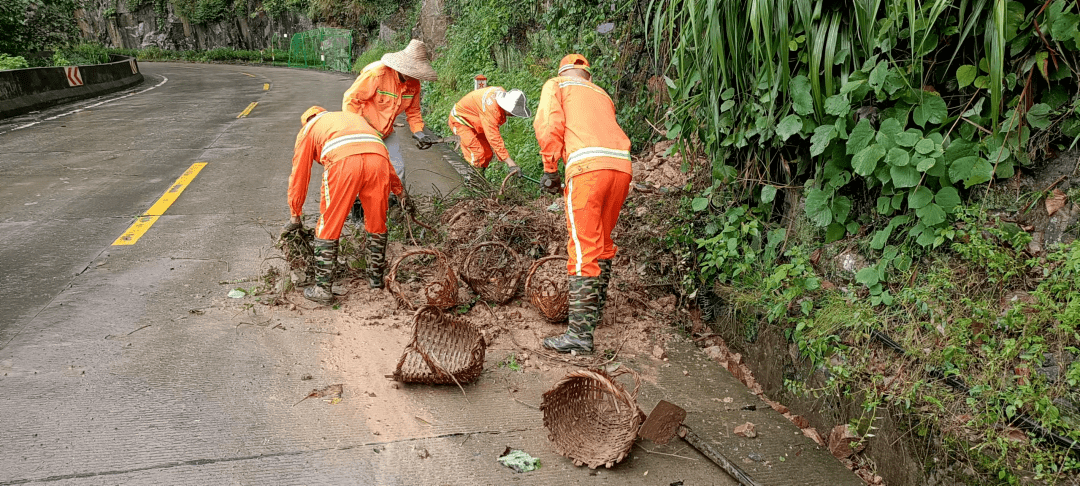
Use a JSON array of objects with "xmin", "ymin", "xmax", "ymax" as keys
[{"xmin": 0, "ymin": 75, "xmax": 170, "ymax": 136}]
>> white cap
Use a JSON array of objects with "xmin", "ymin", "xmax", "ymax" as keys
[{"xmin": 495, "ymin": 89, "xmax": 531, "ymax": 118}]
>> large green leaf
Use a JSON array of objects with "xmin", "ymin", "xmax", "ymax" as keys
[
  {"xmin": 825, "ymin": 223, "xmax": 847, "ymax": 243},
  {"xmin": 856, "ymin": 267, "xmax": 879, "ymax": 286},
  {"xmin": 832, "ymin": 195, "xmax": 852, "ymax": 224},
  {"xmin": 877, "ymin": 117, "xmax": 903, "ymax": 145},
  {"xmin": 943, "ymin": 139, "xmax": 977, "ymax": 164},
  {"xmin": 916, "ymin": 203, "xmax": 947, "ymax": 226},
  {"xmin": 1025, "ymin": 103, "xmax": 1052, "ymax": 130},
  {"xmin": 895, "ymin": 129, "xmax": 921, "ymax": 148},
  {"xmin": 847, "ymin": 119, "xmax": 875, "ymax": 155},
  {"xmin": 956, "ymin": 65, "xmax": 978, "ymax": 88},
  {"xmin": 887, "ymin": 147, "xmax": 911, "ymax": 167},
  {"xmin": 916, "ymin": 156, "xmax": 937, "ymax": 173},
  {"xmin": 691, "ymin": 197, "xmax": 710, "ymax": 212},
  {"xmin": 760, "ymin": 185, "xmax": 778, "ymax": 204},
  {"xmin": 921, "ymin": 94, "xmax": 948, "ymax": 125},
  {"xmin": 868, "ymin": 60, "xmax": 888, "ymax": 90},
  {"xmin": 810, "ymin": 125, "xmax": 837, "ymax": 157},
  {"xmin": 891, "ymin": 165, "xmax": 920, "ymax": 188},
  {"xmin": 915, "ymin": 138, "xmax": 937, "ymax": 155},
  {"xmin": 825, "ymin": 94, "xmax": 850, "ymax": 117},
  {"xmin": 949, "ymin": 156, "xmax": 980, "ymax": 184},
  {"xmin": 804, "ymin": 188, "xmax": 833, "ymax": 227},
  {"xmin": 790, "ymin": 75, "xmax": 814, "ymax": 116},
  {"xmin": 852, "ymin": 144, "xmax": 886, "ymax": 176},
  {"xmin": 935, "ymin": 186, "xmax": 961, "ymax": 211},
  {"xmin": 908, "ymin": 186, "xmax": 934, "ymax": 209},
  {"xmin": 776, "ymin": 114, "xmax": 803, "ymax": 142}
]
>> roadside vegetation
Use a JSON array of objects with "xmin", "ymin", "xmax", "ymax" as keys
[{"xmin": 644, "ymin": 0, "xmax": 1080, "ymax": 483}]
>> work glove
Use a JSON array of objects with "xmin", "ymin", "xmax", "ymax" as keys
[
  {"xmin": 505, "ymin": 158, "xmax": 521, "ymax": 178},
  {"xmin": 413, "ymin": 130, "xmax": 438, "ymax": 150},
  {"xmin": 400, "ymin": 192, "xmax": 417, "ymax": 214},
  {"xmin": 540, "ymin": 171, "xmax": 563, "ymax": 194}
]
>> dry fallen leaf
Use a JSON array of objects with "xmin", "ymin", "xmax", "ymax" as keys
[{"xmin": 1046, "ymin": 189, "xmax": 1067, "ymax": 216}]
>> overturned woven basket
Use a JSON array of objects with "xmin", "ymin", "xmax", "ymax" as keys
[
  {"xmin": 392, "ymin": 306, "xmax": 486, "ymax": 385},
  {"xmin": 387, "ymin": 248, "xmax": 459, "ymax": 310},
  {"xmin": 541, "ymin": 367, "xmax": 645, "ymax": 469},
  {"xmin": 461, "ymin": 241, "xmax": 523, "ymax": 304},
  {"xmin": 525, "ymin": 255, "xmax": 569, "ymax": 322}
]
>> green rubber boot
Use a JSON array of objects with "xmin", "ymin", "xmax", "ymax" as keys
[
  {"xmin": 542, "ymin": 276, "xmax": 600, "ymax": 353},
  {"xmin": 597, "ymin": 259, "xmax": 612, "ymax": 322},
  {"xmin": 303, "ymin": 238, "xmax": 337, "ymax": 304},
  {"xmin": 366, "ymin": 232, "xmax": 389, "ymax": 289}
]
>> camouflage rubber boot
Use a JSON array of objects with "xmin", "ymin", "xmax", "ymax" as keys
[
  {"xmin": 542, "ymin": 276, "xmax": 601, "ymax": 353},
  {"xmin": 597, "ymin": 259, "xmax": 612, "ymax": 321},
  {"xmin": 303, "ymin": 238, "xmax": 337, "ymax": 304},
  {"xmin": 366, "ymin": 232, "xmax": 389, "ymax": 289}
]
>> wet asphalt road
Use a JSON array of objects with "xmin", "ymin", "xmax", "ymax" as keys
[{"xmin": 0, "ymin": 62, "xmax": 467, "ymax": 484}]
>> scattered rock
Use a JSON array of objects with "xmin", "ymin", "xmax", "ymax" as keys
[
  {"xmin": 734, "ymin": 422, "xmax": 757, "ymax": 438},
  {"xmin": 413, "ymin": 445, "xmax": 430, "ymax": 459},
  {"xmin": 652, "ymin": 345, "xmax": 667, "ymax": 360},
  {"xmin": 703, "ymin": 346, "xmax": 723, "ymax": 361},
  {"xmin": 827, "ymin": 424, "xmax": 863, "ymax": 459},
  {"xmin": 762, "ymin": 397, "xmax": 788, "ymax": 414}
]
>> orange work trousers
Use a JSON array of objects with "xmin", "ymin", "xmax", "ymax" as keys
[
  {"xmin": 315, "ymin": 153, "xmax": 391, "ymax": 240},
  {"xmin": 449, "ymin": 119, "xmax": 493, "ymax": 168},
  {"xmin": 564, "ymin": 169, "xmax": 632, "ymax": 277}
]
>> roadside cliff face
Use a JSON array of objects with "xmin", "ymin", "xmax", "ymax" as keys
[{"xmin": 75, "ymin": 0, "xmax": 315, "ymax": 51}]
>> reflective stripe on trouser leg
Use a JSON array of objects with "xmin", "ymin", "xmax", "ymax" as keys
[
  {"xmin": 565, "ymin": 172, "xmax": 612, "ymax": 277},
  {"xmin": 316, "ymin": 155, "xmax": 376, "ymax": 240}
]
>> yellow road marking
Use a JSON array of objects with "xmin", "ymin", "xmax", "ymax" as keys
[
  {"xmin": 112, "ymin": 162, "xmax": 207, "ymax": 246},
  {"xmin": 240, "ymin": 72, "xmax": 255, "ymax": 77},
  {"xmin": 237, "ymin": 102, "xmax": 258, "ymax": 118},
  {"xmin": 263, "ymin": 83, "xmax": 270, "ymax": 90}
]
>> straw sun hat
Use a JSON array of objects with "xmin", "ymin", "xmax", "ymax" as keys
[{"xmin": 381, "ymin": 39, "xmax": 438, "ymax": 82}]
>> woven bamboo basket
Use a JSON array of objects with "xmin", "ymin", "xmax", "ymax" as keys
[
  {"xmin": 540, "ymin": 367, "xmax": 645, "ymax": 469},
  {"xmin": 392, "ymin": 306, "xmax": 486, "ymax": 385},
  {"xmin": 387, "ymin": 248, "xmax": 459, "ymax": 310},
  {"xmin": 525, "ymin": 255, "xmax": 569, "ymax": 322},
  {"xmin": 461, "ymin": 241, "xmax": 523, "ymax": 304}
]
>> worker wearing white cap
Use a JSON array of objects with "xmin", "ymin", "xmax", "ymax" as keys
[{"xmin": 447, "ymin": 86, "xmax": 531, "ymax": 176}]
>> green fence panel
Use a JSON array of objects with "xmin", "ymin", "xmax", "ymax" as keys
[{"xmin": 288, "ymin": 28, "xmax": 352, "ymax": 72}]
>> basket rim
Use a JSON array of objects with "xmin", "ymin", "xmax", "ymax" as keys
[{"xmin": 387, "ymin": 247, "xmax": 458, "ymax": 310}]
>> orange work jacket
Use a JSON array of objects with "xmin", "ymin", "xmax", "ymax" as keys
[
  {"xmin": 533, "ymin": 76, "xmax": 632, "ymax": 180},
  {"xmin": 289, "ymin": 111, "xmax": 403, "ymax": 217},
  {"xmin": 342, "ymin": 61, "xmax": 424, "ymax": 138},
  {"xmin": 449, "ymin": 86, "xmax": 510, "ymax": 161}
]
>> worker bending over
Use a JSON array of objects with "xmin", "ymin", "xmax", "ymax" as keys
[
  {"xmin": 534, "ymin": 54, "xmax": 633, "ymax": 353},
  {"xmin": 448, "ymin": 86, "xmax": 531, "ymax": 176},
  {"xmin": 285, "ymin": 106, "xmax": 405, "ymax": 304}
]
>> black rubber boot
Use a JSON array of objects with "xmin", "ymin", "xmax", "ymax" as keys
[
  {"xmin": 597, "ymin": 259, "xmax": 612, "ymax": 322},
  {"xmin": 303, "ymin": 238, "xmax": 336, "ymax": 304},
  {"xmin": 366, "ymin": 232, "xmax": 389, "ymax": 289},
  {"xmin": 347, "ymin": 198, "xmax": 364, "ymax": 226},
  {"xmin": 542, "ymin": 276, "xmax": 600, "ymax": 353}
]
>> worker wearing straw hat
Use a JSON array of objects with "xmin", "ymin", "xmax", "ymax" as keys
[
  {"xmin": 284, "ymin": 106, "xmax": 404, "ymax": 304},
  {"xmin": 534, "ymin": 54, "xmax": 632, "ymax": 354},
  {"xmin": 343, "ymin": 39, "xmax": 439, "ymax": 182},
  {"xmin": 447, "ymin": 86, "xmax": 531, "ymax": 176}
]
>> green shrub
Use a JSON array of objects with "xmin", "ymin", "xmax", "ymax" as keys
[{"xmin": 0, "ymin": 53, "xmax": 29, "ymax": 70}]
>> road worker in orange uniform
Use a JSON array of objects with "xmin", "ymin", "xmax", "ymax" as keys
[
  {"xmin": 342, "ymin": 39, "xmax": 440, "ymax": 183},
  {"xmin": 448, "ymin": 86, "xmax": 531, "ymax": 176},
  {"xmin": 534, "ymin": 54, "xmax": 633, "ymax": 353},
  {"xmin": 284, "ymin": 106, "xmax": 405, "ymax": 304}
]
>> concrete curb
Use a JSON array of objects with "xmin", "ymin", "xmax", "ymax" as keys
[{"xmin": 0, "ymin": 55, "xmax": 144, "ymax": 120}]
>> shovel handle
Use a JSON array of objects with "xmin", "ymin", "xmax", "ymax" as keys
[{"xmin": 680, "ymin": 426, "xmax": 762, "ymax": 486}]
